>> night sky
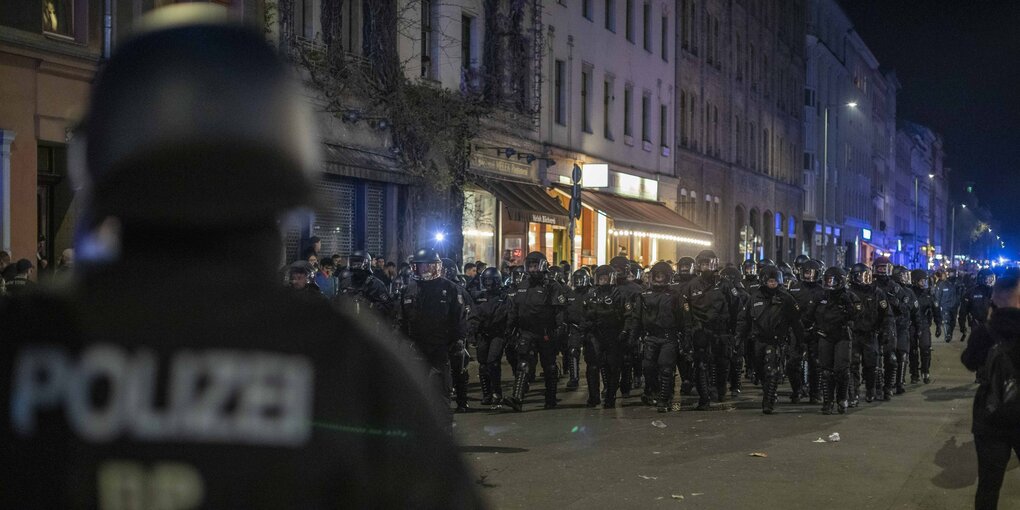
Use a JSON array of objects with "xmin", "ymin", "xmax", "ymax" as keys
[{"xmin": 839, "ymin": 1, "xmax": 1020, "ymax": 258}]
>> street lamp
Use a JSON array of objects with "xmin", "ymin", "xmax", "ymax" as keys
[{"xmin": 822, "ymin": 101, "xmax": 857, "ymax": 265}]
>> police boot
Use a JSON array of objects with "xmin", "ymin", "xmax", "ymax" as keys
[
  {"xmin": 863, "ymin": 367, "xmax": 876, "ymax": 403},
  {"xmin": 695, "ymin": 363, "xmax": 712, "ymax": 410},
  {"xmin": 503, "ymin": 363, "xmax": 529, "ymax": 412},
  {"xmin": 895, "ymin": 360, "xmax": 907, "ymax": 394},
  {"xmin": 762, "ymin": 377, "xmax": 777, "ymax": 415},
  {"xmin": 821, "ymin": 373, "xmax": 834, "ymax": 415},
  {"xmin": 910, "ymin": 364, "xmax": 921, "ymax": 384},
  {"xmin": 601, "ymin": 366, "xmax": 617, "ymax": 409},
  {"xmin": 543, "ymin": 369, "xmax": 559, "ymax": 409},
  {"xmin": 585, "ymin": 363, "xmax": 601, "ymax": 408},
  {"xmin": 882, "ymin": 360, "xmax": 895, "ymax": 400},
  {"xmin": 620, "ymin": 363, "xmax": 633, "ymax": 398},
  {"xmin": 849, "ymin": 368, "xmax": 861, "ymax": 407},
  {"xmin": 633, "ymin": 363, "xmax": 644, "ymax": 390},
  {"xmin": 479, "ymin": 366, "xmax": 493, "ymax": 406},
  {"xmin": 658, "ymin": 371, "xmax": 675, "ymax": 413},
  {"xmin": 836, "ymin": 370, "xmax": 850, "ymax": 414},
  {"xmin": 566, "ymin": 353, "xmax": 580, "ymax": 391},
  {"xmin": 712, "ymin": 364, "xmax": 728, "ymax": 403},
  {"xmin": 809, "ymin": 369, "xmax": 822, "ymax": 405}
]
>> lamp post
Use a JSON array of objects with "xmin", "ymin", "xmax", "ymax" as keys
[{"xmin": 822, "ymin": 101, "xmax": 857, "ymax": 266}]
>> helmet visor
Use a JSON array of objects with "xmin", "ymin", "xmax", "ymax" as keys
[
  {"xmin": 412, "ymin": 262, "xmax": 442, "ymax": 281},
  {"xmin": 875, "ymin": 263, "xmax": 893, "ymax": 277}
]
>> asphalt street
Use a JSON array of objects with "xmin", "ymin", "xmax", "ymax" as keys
[{"xmin": 453, "ymin": 330, "xmax": 1020, "ymax": 509}]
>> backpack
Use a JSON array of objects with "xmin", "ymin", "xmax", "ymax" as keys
[{"xmin": 977, "ymin": 333, "xmax": 1020, "ymax": 427}]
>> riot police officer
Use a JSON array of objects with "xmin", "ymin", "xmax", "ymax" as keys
[
  {"xmin": 634, "ymin": 262, "xmax": 684, "ymax": 412},
  {"xmin": 681, "ymin": 250, "xmax": 739, "ymax": 410},
  {"xmin": 721, "ymin": 265, "xmax": 751, "ymax": 398},
  {"xmin": 336, "ymin": 249, "xmax": 394, "ymax": 329},
  {"xmin": 672, "ymin": 256, "xmax": 699, "ymax": 396},
  {"xmin": 934, "ymin": 268, "xmax": 962, "ymax": 342},
  {"xmin": 873, "ymin": 256, "xmax": 917, "ymax": 398},
  {"xmin": 672, "ymin": 256, "xmax": 697, "ymax": 288},
  {"xmin": 398, "ymin": 249, "xmax": 469, "ymax": 409},
  {"xmin": 736, "ymin": 265, "xmax": 805, "ymax": 414},
  {"xmin": 910, "ymin": 269, "xmax": 942, "ymax": 384},
  {"xmin": 779, "ymin": 262, "xmax": 796, "ymax": 290},
  {"xmin": 438, "ymin": 258, "xmax": 474, "ymax": 412},
  {"xmin": 504, "ymin": 251, "xmax": 567, "ymax": 411},
  {"xmin": 564, "ymin": 268, "xmax": 593, "ymax": 391},
  {"xmin": 892, "ymin": 265, "xmax": 921, "ymax": 394},
  {"xmin": 0, "ymin": 9, "xmax": 482, "ymax": 507},
  {"xmin": 582, "ymin": 265, "xmax": 630, "ymax": 408},
  {"xmin": 959, "ymin": 268, "xmax": 996, "ymax": 342},
  {"xmin": 847, "ymin": 263, "xmax": 895, "ymax": 405},
  {"xmin": 467, "ymin": 267, "xmax": 510, "ymax": 408},
  {"xmin": 805, "ymin": 267, "xmax": 860, "ymax": 415},
  {"xmin": 610, "ymin": 255, "xmax": 645, "ymax": 396},
  {"xmin": 788, "ymin": 260, "xmax": 826, "ymax": 403}
]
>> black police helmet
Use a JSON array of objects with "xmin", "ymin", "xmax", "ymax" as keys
[
  {"xmin": 720, "ymin": 266, "xmax": 742, "ymax": 283},
  {"xmin": 410, "ymin": 248, "xmax": 442, "ymax": 281},
  {"xmin": 594, "ymin": 265, "xmax": 617, "ymax": 286},
  {"xmin": 677, "ymin": 257, "xmax": 696, "ymax": 275},
  {"xmin": 696, "ymin": 250, "xmax": 719, "ymax": 273},
  {"xmin": 911, "ymin": 269, "xmax": 929, "ymax": 289},
  {"xmin": 800, "ymin": 260, "xmax": 822, "ymax": 283},
  {"xmin": 849, "ymin": 263, "xmax": 873, "ymax": 286},
  {"xmin": 893, "ymin": 265, "xmax": 911, "ymax": 285},
  {"xmin": 348, "ymin": 250, "xmax": 372, "ymax": 272},
  {"xmin": 759, "ymin": 265, "xmax": 784, "ymax": 288},
  {"xmin": 480, "ymin": 267, "xmax": 502, "ymax": 291},
  {"xmin": 822, "ymin": 266, "xmax": 847, "ymax": 290},
  {"xmin": 873, "ymin": 256, "xmax": 894, "ymax": 277},
  {"xmin": 741, "ymin": 259, "xmax": 757, "ymax": 276},
  {"xmin": 650, "ymin": 261, "xmax": 674, "ymax": 286},
  {"xmin": 78, "ymin": 4, "xmax": 316, "ymax": 228},
  {"xmin": 794, "ymin": 254, "xmax": 810, "ymax": 271},
  {"xmin": 524, "ymin": 251, "xmax": 549, "ymax": 275},
  {"xmin": 978, "ymin": 268, "xmax": 996, "ymax": 287},
  {"xmin": 572, "ymin": 268, "xmax": 593, "ymax": 288}
]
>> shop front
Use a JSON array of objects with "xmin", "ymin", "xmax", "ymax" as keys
[{"xmin": 464, "ymin": 177, "xmax": 570, "ymax": 269}]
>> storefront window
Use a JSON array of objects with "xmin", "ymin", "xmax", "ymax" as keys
[{"xmin": 462, "ymin": 187, "xmax": 497, "ymax": 264}]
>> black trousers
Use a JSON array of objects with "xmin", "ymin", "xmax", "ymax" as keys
[
  {"xmin": 910, "ymin": 324, "xmax": 933, "ymax": 376},
  {"xmin": 642, "ymin": 336, "xmax": 679, "ymax": 402},
  {"xmin": 975, "ymin": 432, "xmax": 1020, "ymax": 510},
  {"xmin": 515, "ymin": 331, "xmax": 559, "ymax": 401},
  {"xmin": 595, "ymin": 334, "xmax": 625, "ymax": 404},
  {"xmin": 415, "ymin": 343, "xmax": 453, "ymax": 406},
  {"xmin": 476, "ymin": 335, "xmax": 508, "ymax": 398}
]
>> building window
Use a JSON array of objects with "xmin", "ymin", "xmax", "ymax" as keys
[
  {"xmin": 603, "ymin": 77, "xmax": 614, "ymax": 139},
  {"xmin": 582, "ymin": 66, "xmax": 593, "ymax": 133},
  {"xmin": 763, "ymin": 129, "xmax": 770, "ymax": 174},
  {"xmin": 555, "ymin": 60, "xmax": 566, "ymax": 125},
  {"xmin": 642, "ymin": 1, "xmax": 651, "ymax": 52},
  {"xmin": 625, "ymin": 0, "xmax": 634, "ymax": 42},
  {"xmin": 659, "ymin": 103, "xmax": 668, "ymax": 148},
  {"xmin": 735, "ymin": 117, "xmax": 742, "ymax": 163},
  {"xmin": 462, "ymin": 15, "xmax": 475, "ymax": 70},
  {"xmin": 641, "ymin": 93, "xmax": 651, "ymax": 143},
  {"xmin": 420, "ymin": 0, "xmax": 434, "ymax": 78},
  {"xmin": 688, "ymin": 93, "xmax": 697, "ymax": 149},
  {"xmin": 294, "ymin": 0, "xmax": 316, "ymax": 40},
  {"xmin": 343, "ymin": 1, "xmax": 360, "ymax": 53},
  {"xmin": 605, "ymin": 0, "xmax": 616, "ymax": 31},
  {"xmin": 735, "ymin": 33, "xmax": 743, "ymax": 80},
  {"xmin": 583, "ymin": 0, "xmax": 593, "ymax": 20},
  {"xmin": 679, "ymin": 90, "xmax": 687, "ymax": 146},
  {"xmin": 660, "ymin": 15, "xmax": 668, "ymax": 61},
  {"xmin": 705, "ymin": 14, "xmax": 712, "ymax": 64},
  {"xmin": 623, "ymin": 85, "xmax": 633, "ymax": 137},
  {"xmin": 680, "ymin": 0, "xmax": 690, "ymax": 50},
  {"xmin": 41, "ymin": 0, "xmax": 74, "ymax": 37},
  {"xmin": 712, "ymin": 105, "xmax": 719, "ymax": 156}
]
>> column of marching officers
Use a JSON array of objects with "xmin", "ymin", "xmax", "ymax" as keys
[{"xmin": 303, "ymin": 246, "xmax": 994, "ymax": 416}]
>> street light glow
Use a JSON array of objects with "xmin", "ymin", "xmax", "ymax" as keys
[
  {"xmin": 928, "ymin": 174, "xmax": 935, "ymax": 179},
  {"xmin": 846, "ymin": 102, "xmax": 858, "ymax": 108},
  {"xmin": 962, "ymin": 204, "xmax": 967, "ymax": 208},
  {"xmin": 434, "ymin": 232, "xmax": 446, "ymax": 242}
]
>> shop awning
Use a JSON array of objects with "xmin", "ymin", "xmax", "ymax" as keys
[
  {"xmin": 322, "ymin": 143, "xmax": 410, "ymax": 184},
  {"xmin": 577, "ymin": 189, "xmax": 714, "ymax": 245},
  {"xmin": 476, "ymin": 178, "xmax": 570, "ymax": 226}
]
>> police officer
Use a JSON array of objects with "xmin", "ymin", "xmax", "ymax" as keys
[
  {"xmin": 0, "ymin": 8, "xmax": 482, "ymax": 507},
  {"xmin": 503, "ymin": 265, "xmax": 527, "ymax": 378},
  {"xmin": 736, "ymin": 265, "xmax": 805, "ymax": 414},
  {"xmin": 805, "ymin": 267, "xmax": 860, "ymax": 415},
  {"xmin": 959, "ymin": 268, "xmax": 996, "ymax": 343},
  {"xmin": 789, "ymin": 260, "xmax": 826, "ymax": 403},
  {"xmin": 438, "ymin": 258, "xmax": 474, "ymax": 412},
  {"xmin": 337, "ymin": 249, "xmax": 394, "ymax": 327},
  {"xmin": 504, "ymin": 251, "xmax": 566, "ymax": 411},
  {"xmin": 582, "ymin": 265, "xmax": 630, "ymax": 408},
  {"xmin": 681, "ymin": 250, "xmax": 739, "ymax": 410},
  {"xmin": 847, "ymin": 263, "xmax": 895, "ymax": 405},
  {"xmin": 672, "ymin": 256, "xmax": 698, "ymax": 395},
  {"xmin": 634, "ymin": 262, "xmax": 684, "ymax": 412},
  {"xmin": 779, "ymin": 262, "xmax": 796, "ymax": 290},
  {"xmin": 467, "ymin": 267, "xmax": 510, "ymax": 409},
  {"xmin": 873, "ymin": 256, "xmax": 917, "ymax": 398},
  {"xmin": 721, "ymin": 265, "xmax": 751, "ymax": 398},
  {"xmin": 910, "ymin": 269, "xmax": 942, "ymax": 384},
  {"xmin": 564, "ymin": 268, "xmax": 593, "ymax": 391},
  {"xmin": 934, "ymin": 268, "xmax": 962, "ymax": 342},
  {"xmin": 672, "ymin": 256, "xmax": 697, "ymax": 288},
  {"xmin": 892, "ymin": 265, "xmax": 921, "ymax": 393},
  {"xmin": 610, "ymin": 255, "xmax": 645, "ymax": 396}
]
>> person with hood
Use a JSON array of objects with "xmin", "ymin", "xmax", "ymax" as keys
[
  {"xmin": 961, "ymin": 276, "xmax": 1020, "ymax": 510},
  {"xmin": 0, "ymin": 6, "xmax": 482, "ymax": 507}
]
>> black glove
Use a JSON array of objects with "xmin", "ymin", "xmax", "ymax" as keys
[{"xmin": 935, "ymin": 323, "xmax": 943, "ymax": 338}]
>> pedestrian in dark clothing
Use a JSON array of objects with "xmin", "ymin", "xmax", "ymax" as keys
[
  {"xmin": 962, "ymin": 276, "xmax": 1020, "ymax": 510},
  {"xmin": 4, "ymin": 259, "xmax": 36, "ymax": 295}
]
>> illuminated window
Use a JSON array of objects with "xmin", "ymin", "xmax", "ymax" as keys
[{"xmin": 41, "ymin": 0, "xmax": 73, "ymax": 37}]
